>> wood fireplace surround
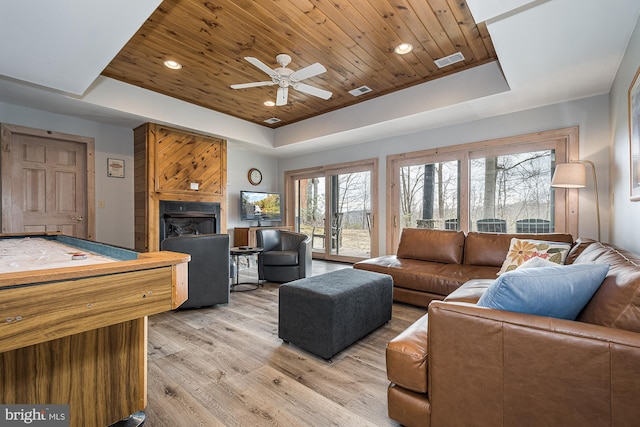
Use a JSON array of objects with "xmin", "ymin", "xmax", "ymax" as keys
[{"xmin": 134, "ymin": 123, "xmax": 227, "ymax": 252}]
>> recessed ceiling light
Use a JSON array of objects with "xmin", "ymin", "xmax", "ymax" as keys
[
  {"xmin": 264, "ymin": 100, "xmax": 275, "ymax": 107},
  {"xmin": 394, "ymin": 43, "xmax": 413, "ymax": 55},
  {"xmin": 163, "ymin": 60, "xmax": 182, "ymax": 70}
]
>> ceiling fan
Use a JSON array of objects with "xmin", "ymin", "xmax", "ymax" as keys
[{"xmin": 230, "ymin": 54, "xmax": 332, "ymax": 106}]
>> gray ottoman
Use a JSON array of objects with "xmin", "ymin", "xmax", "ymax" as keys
[{"xmin": 278, "ymin": 268, "xmax": 393, "ymax": 359}]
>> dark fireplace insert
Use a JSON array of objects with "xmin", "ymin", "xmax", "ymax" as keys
[{"xmin": 159, "ymin": 200, "xmax": 220, "ymax": 246}]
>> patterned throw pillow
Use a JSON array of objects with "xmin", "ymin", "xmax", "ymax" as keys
[{"xmin": 497, "ymin": 238, "xmax": 572, "ymax": 275}]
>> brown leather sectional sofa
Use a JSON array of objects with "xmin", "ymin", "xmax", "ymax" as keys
[
  {"xmin": 354, "ymin": 228, "xmax": 574, "ymax": 308},
  {"xmin": 358, "ymin": 230, "xmax": 640, "ymax": 426}
]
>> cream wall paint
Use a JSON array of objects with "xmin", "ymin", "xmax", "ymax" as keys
[
  {"xmin": 610, "ymin": 16, "xmax": 640, "ymax": 254},
  {"xmin": 0, "ymin": 93, "xmax": 621, "ymax": 254},
  {"xmin": 0, "ymin": 101, "xmax": 136, "ymax": 249},
  {"xmin": 0, "ymin": 102, "xmax": 282, "ymax": 250},
  {"xmin": 226, "ymin": 143, "xmax": 279, "ymax": 245},
  {"xmin": 278, "ymin": 95, "xmax": 611, "ymax": 255}
]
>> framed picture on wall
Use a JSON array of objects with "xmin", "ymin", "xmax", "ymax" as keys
[
  {"xmin": 629, "ymin": 66, "xmax": 640, "ymax": 201},
  {"xmin": 107, "ymin": 158, "xmax": 125, "ymax": 178}
]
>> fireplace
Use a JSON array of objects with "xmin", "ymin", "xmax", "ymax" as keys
[{"xmin": 159, "ymin": 200, "xmax": 220, "ymax": 246}]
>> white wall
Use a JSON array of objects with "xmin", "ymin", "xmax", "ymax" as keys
[
  {"xmin": 610, "ymin": 15, "xmax": 640, "ymax": 254},
  {"xmin": 1, "ymin": 77, "xmax": 626, "ymax": 254},
  {"xmin": 0, "ymin": 102, "xmax": 136, "ymax": 248},
  {"xmin": 0, "ymin": 102, "xmax": 284, "ymax": 250},
  {"xmin": 278, "ymin": 95, "xmax": 611, "ymax": 254},
  {"xmin": 226, "ymin": 142, "xmax": 279, "ymax": 244}
]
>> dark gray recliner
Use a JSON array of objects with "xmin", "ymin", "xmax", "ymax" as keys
[
  {"xmin": 160, "ymin": 233, "xmax": 232, "ymax": 308},
  {"xmin": 256, "ymin": 229, "xmax": 312, "ymax": 283}
]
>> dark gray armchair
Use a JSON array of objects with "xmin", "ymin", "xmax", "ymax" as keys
[
  {"xmin": 160, "ymin": 233, "xmax": 232, "ymax": 308},
  {"xmin": 256, "ymin": 229, "xmax": 312, "ymax": 283}
]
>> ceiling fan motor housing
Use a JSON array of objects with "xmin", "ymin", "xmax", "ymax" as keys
[{"xmin": 276, "ymin": 53, "xmax": 292, "ymax": 67}]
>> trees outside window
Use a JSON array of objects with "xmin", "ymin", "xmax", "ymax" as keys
[
  {"xmin": 286, "ymin": 158, "xmax": 379, "ymax": 262},
  {"xmin": 388, "ymin": 127, "xmax": 578, "ymax": 252}
]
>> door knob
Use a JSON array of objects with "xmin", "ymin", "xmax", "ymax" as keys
[{"xmin": 72, "ymin": 216, "xmax": 84, "ymax": 222}]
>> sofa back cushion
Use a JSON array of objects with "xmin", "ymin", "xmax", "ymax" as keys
[
  {"xmin": 463, "ymin": 232, "xmax": 573, "ymax": 267},
  {"xmin": 564, "ymin": 237, "xmax": 596, "ymax": 265},
  {"xmin": 396, "ymin": 228, "xmax": 465, "ymax": 264},
  {"xmin": 576, "ymin": 242, "xmax": 640, "ymax": 333}
]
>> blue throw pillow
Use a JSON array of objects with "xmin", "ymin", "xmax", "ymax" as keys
[{"xmin": 477, "ymin": 263, "xmax": 610, "ymax": 320}]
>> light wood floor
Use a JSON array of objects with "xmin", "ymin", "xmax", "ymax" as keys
[{"xmin": 144, "ymin": 261, "xmax": 426, "ymax": 426}]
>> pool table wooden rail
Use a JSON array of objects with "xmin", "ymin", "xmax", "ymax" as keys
[
  {"xmin": 0, "ymin": 251, "xmax": 189, "ymax": 354},
  {"xmin": 0, "ymin": 244, "xmax": 190, "ymax": 427}
]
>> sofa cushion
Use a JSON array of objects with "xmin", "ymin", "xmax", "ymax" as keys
[
  {"xmin": 565, "ymin": 237, "xmax": 597, "ymax": 265},
  {"xmin": 355, "ymin": 256, "xmax": 499, "ymax": 296},
  {"xmin": 497, "ymin": 238, "xmax": 571, "ymax": 275},
  {"xmin": 444, "ymin": 279, "xmax": 494, "ymax": 304},
  {"xmin": 477, "ymin": 263, "xmax": 610, "ymax": 320},
  {"xmin": 463, "ymin": 232, "xmax": 573, "ymax": 267},
  {"xmin": 397, "ymin": 228, "xmax": 465, "ymax": 264},
  {"xmin": 575, "ymin": 242, "xmax": 640, "ymax": 332}
]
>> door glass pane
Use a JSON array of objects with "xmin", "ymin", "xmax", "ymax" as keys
[
  {"xmin": 469, "ymin": 150, "xmax": 554, "ymax": 233},
  {"xmin": 330, "ymin": 171, "xmax": 371, "ymax": 257},
  {"xmin": 295, "ymin": 177, "xmax": 326, "ymax": 254},
  {"xmin": 399, "ymin": 161, "xmax": 460, "ymax": 233}
]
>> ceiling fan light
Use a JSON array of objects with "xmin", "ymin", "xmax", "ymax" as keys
[
  {"xmin": 163, "ymin": 59, "xmax": 182, "ymax": 70},
  {"xmin": 264, "ymin": 100, "xmax": 275, "ymax": 107},
  {"xmin": 394, "ymin": 43, "xmax": 413, "ymax": 55}
]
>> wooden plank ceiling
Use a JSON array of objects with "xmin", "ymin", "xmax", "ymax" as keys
[{"xmin": 102, "ymin": 0, "xmax": 497, "ymax": 128}]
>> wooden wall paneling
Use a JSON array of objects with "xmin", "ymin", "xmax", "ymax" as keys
[
  {"xmin": 134, "ymin": 123, "xmax": 227, "ymax": 252},
  {"xmin": 154, "ymin": 125, "xmax": 224, "ymax": 195}
]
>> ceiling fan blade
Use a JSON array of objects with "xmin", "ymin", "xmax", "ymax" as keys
[
  {"xmin": 244, "ymin": 57, "xmax": 278, "ymax": 77},
  {"xmin": 230, "ymin": 81, "xmax": 274, "ymax": 89},
  {"xmin": 276, "ymin": 86, "xmax": 288, "ymax": 106},
  {"xmin": 293, "ymin": 82, "xmax": 332, "ymax": 100},
  {"xmin": 290, "ymin": 63, "xmax": 326, "ymax": 81}
]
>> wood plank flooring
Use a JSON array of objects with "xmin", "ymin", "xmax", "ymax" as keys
[{"xmin": 144, "ymin": 261, "xmax": 426, "ymax": 426}]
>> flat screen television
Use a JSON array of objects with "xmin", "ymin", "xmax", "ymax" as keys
[{"xmin": 240, "ymin": 190, "xmax": 282, "ymax": 222}]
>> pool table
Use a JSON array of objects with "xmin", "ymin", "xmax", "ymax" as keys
[{"xmin": 0, "ymin": 233, "xmax": 190, "ymax": 427}]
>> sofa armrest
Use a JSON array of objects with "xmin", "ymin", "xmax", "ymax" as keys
[
  {"xmin": 427, "ymin": 301, "xmax": 640, "ymax": 427},
  {"xmin": 386, "ymin": 313, "xmax": 429, "ymax": 393}
]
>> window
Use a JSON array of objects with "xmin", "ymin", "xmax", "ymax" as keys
[
  {"xmin": 388, "ymin": 127, "xmax": 578, "ymax": 252},
  {"xmin": 398, "ymin": 160, "xmax": 459, "ymax": 232},
  {"xmin": 469, "ymin": 149, "xmax": 553, "ymax": 232}
]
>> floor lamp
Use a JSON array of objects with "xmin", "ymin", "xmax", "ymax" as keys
[{"xmin": 550, "ymin": 160, "xmax": 601, "ymax": 241}]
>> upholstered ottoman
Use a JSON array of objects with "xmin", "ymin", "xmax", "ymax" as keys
[{"xmin": 278, "ymin": 268, "xmax": 393, "ymax": 359}]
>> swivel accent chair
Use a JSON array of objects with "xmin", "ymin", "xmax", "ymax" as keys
[{"xmin": 256, "ymin": 229, "xmax": 312, "ymax": 283}]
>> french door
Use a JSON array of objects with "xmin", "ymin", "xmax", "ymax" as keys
[{"xmin": 285, "ymin": 159, "xmax": 378, "ymax": 262}]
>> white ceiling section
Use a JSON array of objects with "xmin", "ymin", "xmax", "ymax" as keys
[
  {"xmin": 0, "ymin": 0, "xmax": 161, "ymax": 95},
  {"xmin": 0, "ymin": 0, "xmax": 639, "ymax": 158},
  {"xmin": 466, "ymin": 0, "xmax": 539, "ymax": 24}
]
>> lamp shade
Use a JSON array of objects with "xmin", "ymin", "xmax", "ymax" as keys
[{"xmin": 551, "ymin": 163, "xmax": 586, "ymax": 188}]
